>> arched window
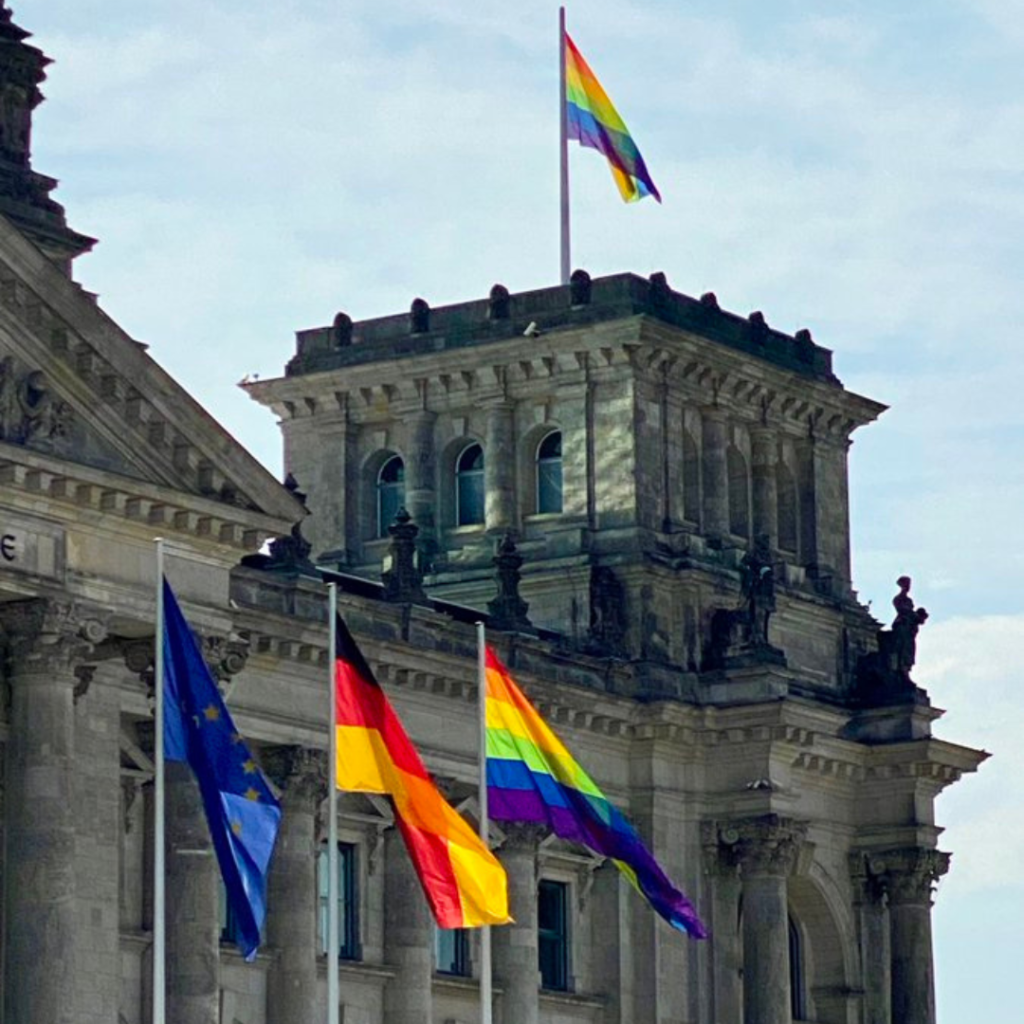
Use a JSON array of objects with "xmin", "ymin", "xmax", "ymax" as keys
[
  {"xmin": 682, "ymin": 429, "xmax": 700, "ymax": 523},
  {"xmin": 376, "ymin": 456, "xmax": 405, "ymax": 537},
  {"xmin": 777, "ymin": 461, "xmax": 798, "ymax": 555},
  {"xmin": 727, "ymin": 446, "xmax": 749, "ymax": 539},
  {"xmin": 456, "ymin": 443, "xmax": 485, "ymax": 526},
  {"xmin": 789, "ymin": 915, "xmax": 806, "ymax": 1020},
  {"xmin": 536, "ymin": 431, "xmax": 563, "ymax": 514}
]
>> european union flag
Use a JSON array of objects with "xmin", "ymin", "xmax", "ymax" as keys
[{"xmin": 162, "ymin": 578, "xmax": 281, "ymax": 961}]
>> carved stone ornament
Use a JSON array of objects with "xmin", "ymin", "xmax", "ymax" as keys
[
  {"xmin": 0, "ymin": 598, "xmax": 108, "ymax": 677},
  {"xmin": 707, "ymin": 814, "xmax": 808, "ymax": 879},
  {"xmin": 863, "ymin": 847, "xmax": 950, "ymax": 907},
  {"xmin": 586, "ymin": 564, "xmax": 627, "ymax": 657},
  {"xmin": 499, "ymin": 821, "xmax": 548, "ymax": 853},
  {"xmin": 0, "ymin": 355, "xmax": 74, "ymax": 451},
  {"xmin": 382, "ymin": 507, "xmax": 426, "ymax": 604},
  {"xmin": 488, "ymin": 532, "xmax": 532, "ymax": 632},
  {"xmin": 262, "ymin": 745, "xmax": 327, "ymax": 806},
  {"xmin": 201, "ymin": 632, "xmax": 249, "ymax": 683}
]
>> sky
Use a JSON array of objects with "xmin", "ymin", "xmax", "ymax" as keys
[{"xmin": 17, "ymin": 0, "xmax": 1024, "ymax": 1018}]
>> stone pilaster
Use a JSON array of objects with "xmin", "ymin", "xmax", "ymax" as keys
[
  {"xmin": 720, "ymin": 815, "xmax": 806, "ymax": 1024},
  {"xmin": 851, "ymin": 853, "xmax": 892, "ymax": 1024},
  {"xmin": 492, "ymin": 824, "xmax": 544, "ymax": 1024},
  {"xmin": 383, "ymin": 827, "xmax": 434, "ymax": 1024},
  {"xmin": 701, "ymin": 408, "xmax": 729, "ymax": 541},
  {"xmin": 264, "ymin": 746, "xmax": 326, "ymax": 1024},
  {"xmin": 484, "ymin": 401, "xmax": 516, "ymax": 534},
  {"xmin": 1, "ymin": 599, "xmax": 105, "ymax": 1024},
  {"xmin": 166, "ymin": 760, "xmax": 219, "ymax": 1024},
  {"xmin": 869, "ymin": 848, "xmax": 949, "ymax": 1024},
  {"xmin": 405, "ymin": 410, "xmax": 437, "ymax": 565},
  {"xmin": 750, "ymin": 426, "xmax": 779, "ymax": 549},
  {"xmin": 702, "ymin": 822, "xmax": 743, "ymax": 1024}
]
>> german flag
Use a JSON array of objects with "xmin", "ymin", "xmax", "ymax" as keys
[{"xmin": 333, "ymin": 616, "xmax": 510, "ymax": 927}]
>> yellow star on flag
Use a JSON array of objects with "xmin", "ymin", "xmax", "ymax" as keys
[
  {"xmin": 203, "ymin": 705, "xmax": 220, "ymax": 722},
  {"xmin": 245, "ymin": 788, "xmax": 261, "ymax": 802},
  {"xmin": 242, "ymin": 759, "xmax": 257, "ymax": 774},
  {"xmin": 231, "ymin": 820, "xmax": 243, "ymax": 836}
]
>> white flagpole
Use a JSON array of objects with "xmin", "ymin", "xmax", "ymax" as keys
[
  {"xmin": 477, "ymin": 622, "xmax": 493, "ymax": 1024},
  {"xmin": 152, "ymin": 538, "xmax": 166, "ymax": 1024},
  {"xmin": 559, "ymin": 5, "xmax": 571, "ymax": 285},
  {"xmin": 327, "ymin": 584, "xmax": 340, "ymax": 1024}
]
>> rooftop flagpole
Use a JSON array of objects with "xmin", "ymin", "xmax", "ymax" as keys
[
  {"xmin": 477, "ymin": 622, "xmax": 493, "ymax": 1024},
  {"xmin": 152, "ymin": 538, "xmax": 166, "ymax": 1024},
  {"xmin": 559, "ymin": 6, "xmax": 571, "ymax": 285},
  {"xmin": 327, "ymin": 584, "xmax": 340, "ymax": 1024}
]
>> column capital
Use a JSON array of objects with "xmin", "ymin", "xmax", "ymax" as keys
[
  {"xmin": 865, "ymin": 847, "xmax": 950, "ymax": 907},
  {"xmin": 709, "ymin": 814, "xmax": 808, "ymax": 878},
  {"xmin": 0, "ymin": 597, "xmax": 108, "ymax": 676},
  {"xmin": 262, "ymin": 745, "xmax": 327, "ymax": 805},
  {"xmin": 500, "ymin": 822, "xmax": 548, "ymax": 852}
]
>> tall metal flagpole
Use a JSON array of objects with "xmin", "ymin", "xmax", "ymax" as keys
[
  {"xmin": 327, "ymin": 584, "xmax": 340, "ymax": 1024},
  {"xmin": 153, "ymin": 538, "xmax": 166, "ymax": 1024},
  {"xmin": 477, "ymin": 622, "xmax": 493, "ymax": 1024},
  {"xmin": 559, "ymin": 5, "xmax": 571, "ymax": 285}
]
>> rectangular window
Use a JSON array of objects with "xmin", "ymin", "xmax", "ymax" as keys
[
  {"xmin": 537, "ymin": 879, "xmax": 570, "ymax": 991},
  {"xmin": 435, "ymin": 927, "xmax": 470, "ymax": 976},
  {"xmin": 318, "ymin": 842, "xmax": 359, "ymax": 960}
]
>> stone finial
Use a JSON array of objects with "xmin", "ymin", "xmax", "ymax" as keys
[
  {"xmin": 332, "ymin": 312, "xmax": 353, "ymax": 347},
  {"xmin": 410, "ymin": 297, "xmax": 430, "ymax": 333},
  {"xmin": 569, "ymin": 268, "xmax": 592, "ymax": 306},
  {"xmin": 488, "ymin": 284, "xmax": 511, "ymax": 320},
  {"xmin": 382, "ymin": 507, "xmax": 426, "ymax": 604},
  {"xmin": 794, "ymin": 328, "xmax": 814, "ymax": 363},
  {"xmin": 700, "ymin": 291, "xmax": 719, "ymax": 308},
  {"xmin": 487, "ymin": 533, "xmax": 531, "ymax": 632},
  {"xmin": 648, "ymin": 271, "xmax": 671, "ymax": 310},
  {"xmin": 748, "ymin": 310, "xmax": 769, "ymax": 345}
]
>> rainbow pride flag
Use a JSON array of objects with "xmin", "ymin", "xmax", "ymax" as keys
[
  {"xmin": 485, "ymin": 648, "xmax": 706, "ymax": 937},
  {"xmin": 565, "ymin": 32, "xmax": 661, "ymax": 203}
]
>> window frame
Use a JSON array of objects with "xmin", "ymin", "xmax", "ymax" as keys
[
  {"xmin": 537, "ymin": 878, "xmax": 571, "ymax": 992},
  {"xmin": 535, "ymin": 430, "xmax": 563, "ymax": 515},
  {"xmin": 317, "ymin": 841, "xmax": 360, "ymax": 961},
  {"xmin": 455, "ymin": 442, "xmax": 485, "ymax": 527},
  {"xmin": 376, "ymin": 454, "xmax": 406, "ymax": 538},
  {"xmin": 434, "ymin": 925, "xmax": 471, "ymax": 977}
]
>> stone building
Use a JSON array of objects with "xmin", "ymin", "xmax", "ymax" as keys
[{"xmin": 0, "ymin": 4, "xmax": 987, "ymax": 1024}]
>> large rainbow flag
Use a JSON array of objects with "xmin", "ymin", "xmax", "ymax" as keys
[
  {"xmin": 565, "ymin": 32, "xmax": 661, "ymax": 204},
  {"xmin": 485, "ymin": 647, "xmax": 705, "ymax": 937},
  {"xmin": 333, "ymin": 616, "xmax": 510, "ymax": 928}
]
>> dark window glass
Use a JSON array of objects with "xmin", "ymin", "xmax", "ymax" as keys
[
  {"xmin": 377, "ymin": 455, "xmax": 405, "ymax": 537},
  {"xmin": 536, "ymin": 431, "xmax": 563, "ymax": 514},
  {"xmin": 456, "ymin": 443, "xmax": 485, "ymax": 526},
  {"xmin": 435, "ymin": 927, "xmax": 470, "ymax": 976},
  {"xmin": 538, "ymin": 879, "xmax": 570, "ymax": 991},
  {"xmin": 789, "ymin": 915, "xmax": 805, "ymax": 1020},
  {"xmin": 318, "ymin": 842, "xmax": 359, "ymax": 960}
]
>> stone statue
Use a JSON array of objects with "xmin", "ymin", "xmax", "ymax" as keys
[
  {"xmin": 739, "ymin": 534, "xmax": 776, "ymax": 647},
  {"xmin": 890, "ymin": 576, "xmax": 928, "ymax": 679}
]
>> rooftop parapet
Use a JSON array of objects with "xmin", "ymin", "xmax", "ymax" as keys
[{"xmin": 286, "ymin": 271, "xmax": 839, "ymax": 384}]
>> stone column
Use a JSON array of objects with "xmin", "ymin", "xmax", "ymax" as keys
[
  {"xmin": 873, "ymin": 848, "xmax": 949, "ymax": 1024},
  {"xmin": 703, "ymin": 823, "xmax": 743, "ymax": 1024},
  {"xmin": 484, "ymin": 400, "xmax": 516, "ymax": 534},
  {"xmin": 383, "ymin": 827, "xmax": 434, "ymax": 1024},
  {"xmin": 166, "ymin": 760, "xmax": 220, "ymax": 1024},
  {"xmin": 851, "ymin": 853, "xmax": 891, "ymax": 1024},
  {"xmin": 750, "ymin": 426, "xmax": 779, "ymax": 549},
  {"xmin": 728, "ymin": 815, "xmax": 806, "ymax": 1024},
  {"xmin": 405, "ymin": 409, "xmax": 438, "ymax": 566},
  {"xmin": 2, "ymin": 599, "xmax": 103, "ymax": 1024},
  {"xmin": 492, "ymin": 824, "xmax": 544, "ymax": 1024},
  {"xmin": 701, "ymin": 408, "xmax": 729, "ymax": 540},
  {"xmin": 265, "ymin": 747, "xmax": 326, "ymax": 1024}
]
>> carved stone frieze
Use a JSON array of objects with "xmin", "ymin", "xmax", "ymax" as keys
[
  {"xmin": 0, "ymin": 354, "xmax": 73, "ymax": 450},
  {"xmin": 706, "ymin": 814, "xmax": 808, "ymax": 879}
]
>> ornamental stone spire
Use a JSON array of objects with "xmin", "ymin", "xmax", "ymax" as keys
[{"xmin": 0, "ymin": 2, "xmax": 95, "ymax": 269}]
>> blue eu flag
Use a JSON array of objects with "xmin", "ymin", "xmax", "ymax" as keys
[{"xmin": 162, "ymin": 579, "xmax": 281, "ymax": 961}]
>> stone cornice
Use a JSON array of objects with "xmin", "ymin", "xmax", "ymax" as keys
[{"xmin": 0, "ymin": 440, "xmax": 284, "ymax": 551}]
